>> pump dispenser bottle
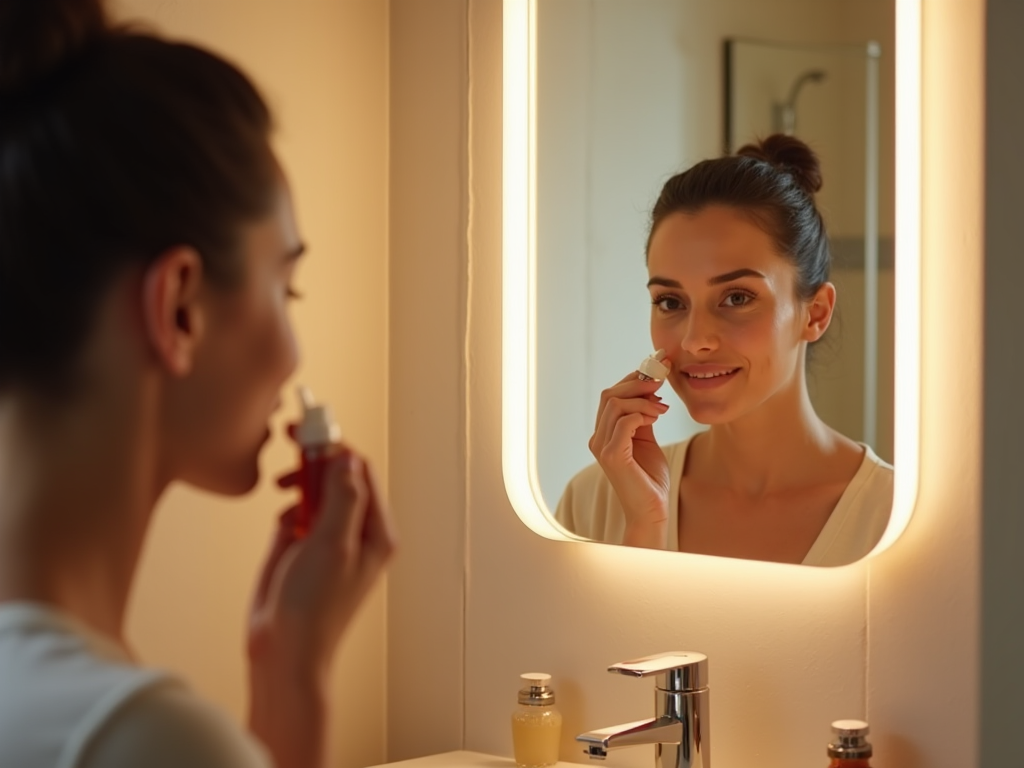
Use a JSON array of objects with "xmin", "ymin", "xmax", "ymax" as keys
[
  {"xmin": 637, "ymin": 349, "xmax": 670, "ymax": 381},
  {"xmin": 511, "ymin": 673, "xmax": 562, "ymax": 768},
  {"xmin": 827, "ymin": 720, "xmax": 873, "ymax": 767},
  {"xmin": 295, "ymin": 385, "xmax": 342, "ymax": 538}
]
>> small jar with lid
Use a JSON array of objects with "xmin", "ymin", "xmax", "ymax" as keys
[
  {"xmin": 511, "ymin": 673, "xmax": 562, "ymax": 768},
  {"xmin": 827, "ymin": 719, "xmax": 873, "ymax": 768}
]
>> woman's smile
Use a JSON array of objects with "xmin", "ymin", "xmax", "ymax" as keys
[{"xmin": 680, "ymin": 364, "xmax": 742, "ymax": 389}]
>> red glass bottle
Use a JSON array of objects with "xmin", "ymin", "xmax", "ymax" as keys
[
  {"xmin": 294, "ymin": 386, "xmax": 342, "ymax": 538},
  {"xmin": 827, "ymin": 719, "xmax": 872, "ymax": 767}
]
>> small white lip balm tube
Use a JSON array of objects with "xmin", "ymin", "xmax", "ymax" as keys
[{"xmin": 637, "ymin": 349, "xmax": 670, "ymax": 381}]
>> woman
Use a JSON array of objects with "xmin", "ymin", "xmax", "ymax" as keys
[
  {"xmin": 0, "ymin": 2, "xmax": 395, "ymax": 766},
  {"xmin": 556, "ymin": 135, "xmax": 892, "ymax": 566}
]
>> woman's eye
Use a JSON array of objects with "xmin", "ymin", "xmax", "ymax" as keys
[
  {"xmin": 652, "ymin": 294, "xmax": 684, "ymax": 312},
  {"xmin": 722, "ymin": 290, "xmax": 754, "ymax": 307}
]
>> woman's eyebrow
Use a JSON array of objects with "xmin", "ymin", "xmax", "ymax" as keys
[
  {"xmin": 708, "ymin": 268, "xmax": 765, "ymax": 285},
  {"xmin": 647, "ymin": 268, "xmax": 766, "ymax": 289},
  {"xmin": 647, "ymin": 276, "xmax": 681, "ymax": 288}
]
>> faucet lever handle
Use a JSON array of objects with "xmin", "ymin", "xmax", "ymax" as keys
[{"xmin": 608, "ymin": 651, "xmax": 708, "ymax": 692}]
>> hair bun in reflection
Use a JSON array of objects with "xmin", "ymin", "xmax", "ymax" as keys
[{"xmin": 736, "ymin": 133, "xmax": 823, "ymax": 196}]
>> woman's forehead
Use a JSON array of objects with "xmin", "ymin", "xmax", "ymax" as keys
[{"xmin": 647, "ymin": 207, "xmax": 785, "ymax": 281}]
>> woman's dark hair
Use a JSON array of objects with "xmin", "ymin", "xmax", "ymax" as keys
[
  {"xmin": 0, "ymin": 0, "xmax": 278, "ymax": 394},
  {"xmin": 646, "ymin": 134, "xmax": 829, "ymax": 302}
]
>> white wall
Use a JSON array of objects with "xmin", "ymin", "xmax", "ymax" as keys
[
  {"xmin": 115, "ymin": 3, "xmax": 391, "ymax": 767},
  {"xmin": 388, "ymin": 2, "xmax": 986, "ymax": 768}
]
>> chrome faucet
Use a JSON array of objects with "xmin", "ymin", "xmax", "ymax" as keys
[{"xmin": 576, "ymin": 652, "xmax": 710, "ymax": 768}]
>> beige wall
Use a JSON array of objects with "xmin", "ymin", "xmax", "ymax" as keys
[
  {"xmin": 390, "ymin": 2, "xmax": 987, "ymax": 768},
  {"xmin": 115, "ymin": 3, "xmax": 391, "ymax": 767},
  {"xmin": 387, "ymin": 0, "xmax": 468, "ymax": 759}
]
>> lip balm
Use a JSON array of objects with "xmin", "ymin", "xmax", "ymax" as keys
[
  {"xmin": 637, "ymin": 349, "xmax": 670, "ymax": 381},
  {"xmin": 294, "ymin": 385, "xmax": 342, "ymax": 538}
]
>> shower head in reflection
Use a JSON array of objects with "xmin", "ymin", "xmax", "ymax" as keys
[{"xmin": 772, "ymin": 69, "xmax": 827, "ymax": 136}]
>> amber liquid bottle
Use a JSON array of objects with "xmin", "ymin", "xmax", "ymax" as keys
[
  {"xmin": 827, "ymin": 720, "xmax": 872, "ymax": 767},
  {"xmin": 511, "ymin": 673, "xmax": 562, "ymax": 768}
]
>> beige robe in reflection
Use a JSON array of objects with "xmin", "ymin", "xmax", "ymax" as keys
[{"xmin": 554, "ymin": 436, "xmax": 894, "ymax": 567}]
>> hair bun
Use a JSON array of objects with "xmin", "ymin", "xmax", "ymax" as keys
[
  {"xmin": 0, "ymin": 0, "xmax": 108, "ymax": 95},
  {"xmin": 737, "ymin": 133, "xmax": 823, "ymax": 196}
]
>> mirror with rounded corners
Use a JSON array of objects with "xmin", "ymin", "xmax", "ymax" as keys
[{"xmin": 502, "ymin": 0, "xmax": 920, "ymax": 566}]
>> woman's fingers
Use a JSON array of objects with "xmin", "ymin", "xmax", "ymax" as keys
[
  {"xmin": 252, "ymin": 505, "xmax": 300, "ymax": 612},
  {"xmin": 591, "ymin": 395, "xmax": 668, "ymax": 456},
  {"xmin": 357, "ymin": 459, "xmax": 397, "ymax": 551},
  {"xmin": 598, "ymin": 411, "xmax": 656, "ymax": 464},
  {"xmin": 594, "ymin": 375, "xmax": 665, "ymax": 432},
  {"xmin": 312, "ymin": 452, "xmax": 369, "ymax": 550}
]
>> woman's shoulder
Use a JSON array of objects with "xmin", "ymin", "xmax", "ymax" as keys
[
  {"xmin": 80, "ymin": 679, "xmax": 272, "ymax": 768},
  {"xmin": 801, "ymin": 444, "xmax": 894, "ymax": 566},
  {"xmin": 0, "ymin": 602, "xmax": 270, "ymax": 768}
]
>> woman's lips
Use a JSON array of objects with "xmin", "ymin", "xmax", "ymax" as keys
[{"xmin": 680, "ymin": 365, "xmax": 741, "ymax": 389}]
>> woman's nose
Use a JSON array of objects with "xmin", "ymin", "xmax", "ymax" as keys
[{"xmin": 678, "ymin": 311, "xmax": 719, "ymax": 355}]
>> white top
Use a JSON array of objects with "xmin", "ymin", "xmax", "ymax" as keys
[
  {"xmin": 554, "ymin": 435, "xmax": 894, "ymax": 567},
  {"xmin": 0, "ymin": 602, "xmax": 271, "ymax": 768}
]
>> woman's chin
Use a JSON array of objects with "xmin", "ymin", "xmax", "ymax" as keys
[
  {"xmin": 679, "ymin": 401, "xmax": 737, "ymax": 426},
  {"xmin": 181, "ymin": 448, "xmax": 264, "ymax": 497}
]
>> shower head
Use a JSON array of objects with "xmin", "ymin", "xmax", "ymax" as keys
[{"xmin": 785, "ymin": 69, "xmax": 827, "ymax": 107}]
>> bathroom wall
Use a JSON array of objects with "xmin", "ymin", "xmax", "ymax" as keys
[
  {"xmin": 981, "ymin": 1, "xmax": 1024, "ymax": 763},
  {"xmin": 388, "ymin": 2, "xmax": 987, "ymax": 767},
  {"xmin": 115, "ymin": 3, "xmax": 391, "ymax": 767}
]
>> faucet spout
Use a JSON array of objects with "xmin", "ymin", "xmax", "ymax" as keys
[
  {"xmin": 575, "ymin": 653, "xmax": 710, "ymax": 768},
  {"xmin": 577, "ymin": 717, "xmax": 683, "ymax": 759}
]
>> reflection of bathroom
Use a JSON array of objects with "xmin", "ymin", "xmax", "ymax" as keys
[
  {"xmin": 536, "ymin": 3, "xmax": 897, "ymax": 507},
  {"xmin": 120, "ymin": 1, "xmax": 1012, "ymax": 768},
  {"xmin": 726, "ymin": 38, "xmax": 892, "ymax": 464},
  {"xmin": 771, "ymin": 68, "xmax": 827, "ymax": 135}
]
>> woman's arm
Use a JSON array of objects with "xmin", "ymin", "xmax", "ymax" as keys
[{"xmin": 246, "ymin": 451, "xmax": 396, "ymax": 768}]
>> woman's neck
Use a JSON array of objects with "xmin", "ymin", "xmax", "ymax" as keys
[
  {"xmin": 0, "ymin": 382, "xmax": 164, "ymax": 648},
  {"xmin": 695, "ymin": 375, "xmax": 855, "ymax": 497}
]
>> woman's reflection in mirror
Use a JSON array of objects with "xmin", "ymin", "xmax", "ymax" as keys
[{"xmin": 555, "ymin": 134, "xmax": 892, "ymax": 566}]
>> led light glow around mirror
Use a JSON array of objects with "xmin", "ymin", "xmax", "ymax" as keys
[{"xmin": 502, "ymin": 0, "xmax": 920, "ymax": 556}]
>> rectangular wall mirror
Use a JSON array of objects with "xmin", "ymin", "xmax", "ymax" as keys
[{"xmin": 503, "ymin": 0, "xmax": 920, "ymax": 566}]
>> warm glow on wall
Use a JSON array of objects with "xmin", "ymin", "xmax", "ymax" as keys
[{"xmin": 502, "ymin": 0, "xmax": 922, "ymax": 556}]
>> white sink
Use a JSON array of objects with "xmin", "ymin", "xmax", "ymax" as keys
[{"xmin": 370, "ymin": 750, "xmax": 578, "ymax": 768}]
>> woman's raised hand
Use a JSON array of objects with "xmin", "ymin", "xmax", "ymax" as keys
[
  {"xmin": 589, "ymin": 369, "xmax": 672, "ymax": 549},
  {"xmin": 247, "ymin": 439, "xmax": 396, "ymax": 768}
]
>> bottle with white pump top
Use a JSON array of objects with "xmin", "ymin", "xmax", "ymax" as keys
[
  {"xmin": 295, "ymin": 385, "xmax": 342, "ymax": 538},
  {"xmin": 511, "ymin": 673, "xmax": 562, "ymax": 768},
  {"xmin": 637, "ymin": 349, "xmax": 669, "ymax": 381},
  {"xmin": 827, "ymin": 720, "xmax": 873, "ymax": 768}
]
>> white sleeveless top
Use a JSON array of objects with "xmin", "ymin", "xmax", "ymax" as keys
[
  {"xmin": 0, "ymin": 602, "xmax": 270, "ymax": 768},
  {"xmin": 555, "ymin": 435, "xmax": 894, "ymax": 567}
]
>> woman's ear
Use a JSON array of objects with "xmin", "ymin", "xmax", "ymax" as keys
[
  {"xmin": 141, "ymin": 246, "xmax": 206, "ymax": 377},
  {"xmin": 803, "ymin": 281, "xmax": 836, "ymax": 343}
]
